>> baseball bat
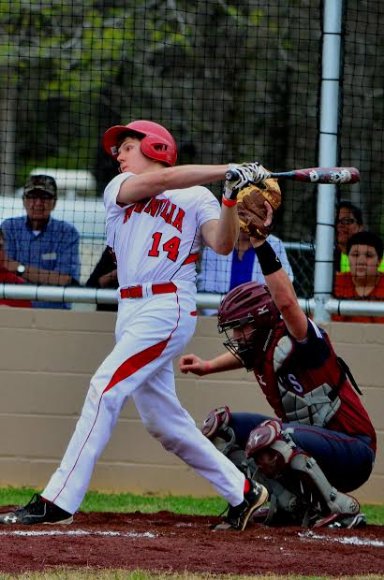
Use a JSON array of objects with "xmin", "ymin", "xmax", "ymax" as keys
[{"xmin": 226, "ymin": 166, "xmax": 360, "ymax": 185}]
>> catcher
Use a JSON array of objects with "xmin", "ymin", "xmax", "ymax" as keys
[{"xmin": 179, "ymin": 182, "xmax": 376, "ymax": 529}]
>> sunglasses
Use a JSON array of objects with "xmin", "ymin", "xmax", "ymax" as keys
[
  {"xmin": 24, "ymin": 192, "xmax": 55, "ymax": 201},
  {"xmin": 337, "ymin": 218, "xmax": 358, "ymax": 225}
]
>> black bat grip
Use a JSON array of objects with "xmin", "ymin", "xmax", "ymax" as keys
[{"xmin": 225, "ymin": 169, "xmax": 239, "ymax": 181}]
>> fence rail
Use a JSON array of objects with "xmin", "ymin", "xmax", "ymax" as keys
[{"xmin": 2, "ymin": 284, "xmax": 384, "ymax": 319}]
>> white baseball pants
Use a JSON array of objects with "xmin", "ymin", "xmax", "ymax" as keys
[{"xmin": 42, "ymin": 282, "xmax": 245, "ymax": 513}]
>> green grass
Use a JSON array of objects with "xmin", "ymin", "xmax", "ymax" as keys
[
  {"xmin": 0, "ymin": 571, "xmax": 383, "ymax": 580},
  {"xmin": 0, "ymin": 486, "xmax": 383, "ymax": 524},
  {"xmin": 0, "ymin": 572, "xmax": 383, "ymax": 580}
]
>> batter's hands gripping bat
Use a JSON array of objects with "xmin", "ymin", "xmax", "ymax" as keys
[{"xmin": 226, "ymin": 166, "xmax": 360, "ymax": 185}]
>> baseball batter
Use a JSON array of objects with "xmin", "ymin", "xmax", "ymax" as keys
[{"xmin": 0, "ymin": 120, "xmax": 268, "ymax": 530}]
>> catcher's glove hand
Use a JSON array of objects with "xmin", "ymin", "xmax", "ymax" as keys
[{"xmin": 237, "ymin": 177, "xmax": 281, "ymax": 239}]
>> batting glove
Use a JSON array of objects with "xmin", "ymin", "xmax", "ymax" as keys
[
  {"xmin": 247, "ymin": 161, "xmax": 271, "ymax": 184},
  {"xmin": 223, "ymin": 164, "xmax": 256, "ymax": 201}
]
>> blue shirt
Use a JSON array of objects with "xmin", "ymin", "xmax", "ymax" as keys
[
  {"xmin": 229, "ymin": 247, "xmax": 256, "ymax": 290},
  {"xmin": 2, "ymin": 216, "xmax": 80, "ymax": 309}
]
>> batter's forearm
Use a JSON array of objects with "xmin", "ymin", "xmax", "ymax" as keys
[
  {"xmin": 212, "ymin": 204, "xmax": 240, "ymax": 255},
  {"xmin": 118, "ymin": 164, "xmax": 230, "ymax": 203}
]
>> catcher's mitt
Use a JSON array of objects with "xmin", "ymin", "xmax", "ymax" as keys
[{"xmin": 237, "ymin": 177, "xmax": 281, "ymax": 239}]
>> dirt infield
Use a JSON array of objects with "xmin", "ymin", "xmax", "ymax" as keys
[{"xmin": 0, "ymin": 510, "xmax": 383, "ymax": 576}]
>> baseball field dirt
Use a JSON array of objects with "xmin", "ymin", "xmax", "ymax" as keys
[{"xmin": 0, "ymin": 510, "xmax": 383, "ymax": 576}]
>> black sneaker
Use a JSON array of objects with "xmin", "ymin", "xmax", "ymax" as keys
[
  {"xmin": 0, "ymin": 494, "xmax": 73, "ymax": 525},
  {"xmin": 215, "ymin": 480, "xmax": 269, "ymax": 531}
]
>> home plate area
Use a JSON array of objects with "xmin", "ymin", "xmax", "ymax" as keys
[{"xmin": 0, "ymin": 510, "xmax": 383, "ymax": 576}]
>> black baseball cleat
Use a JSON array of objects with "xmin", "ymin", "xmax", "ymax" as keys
[
  {"xmin": 214, "ymin": 480, "xmax": 269, "ymax": 531},
  {"xmin": 0, "ymin": 494, "xmax": 73, "ymax": 525}
]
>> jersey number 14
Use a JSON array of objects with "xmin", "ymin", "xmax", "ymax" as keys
[{"xmin": 148, "ymin": 232, "xmax": 180, "ymax": 262}]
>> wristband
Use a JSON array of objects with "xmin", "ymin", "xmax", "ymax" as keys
[
  {"xmin": 222, "ymin": 196, "xmax": 237, "ymax": 207},
  {"xmin": 254, "ymin": 241, "xmax": 282, "ymax": 276}
]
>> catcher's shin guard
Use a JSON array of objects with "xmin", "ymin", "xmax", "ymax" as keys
[
  {"xmin": 290, "ymin": 454, "xmax": 360, "ymax": 519},
  {"xmin": 245, "ymin": 420, "xmax": 361, "ymax": 527}
]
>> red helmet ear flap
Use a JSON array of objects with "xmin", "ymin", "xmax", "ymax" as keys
[{"xmin": 140, "ymin": 134, "xmax": 177, "ymax": 166}]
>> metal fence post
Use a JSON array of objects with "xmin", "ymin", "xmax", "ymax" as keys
[{"xmin": 313, "ymin": 0, "xmax": 343, "ymax": 323}]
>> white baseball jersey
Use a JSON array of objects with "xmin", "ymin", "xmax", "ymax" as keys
[{"xmin": 104, "ymin": 172, "xmax": 220, "ymax": 286}]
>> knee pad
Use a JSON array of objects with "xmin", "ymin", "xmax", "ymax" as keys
[
  {"xmin": 245, "ymin": 419, "xmax": 297, "ymax": 478},
  {"xmin": 200, "ymin": 405, "xmax": 236, "ymax": 456},
  {"xmin": 201, "ymin": 405, "xmax": 231, "ymax": 438}
]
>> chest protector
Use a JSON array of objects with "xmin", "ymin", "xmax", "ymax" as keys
[{"xmin": 254, "ymin": 325, "xmax": 343, "ymax": 427}]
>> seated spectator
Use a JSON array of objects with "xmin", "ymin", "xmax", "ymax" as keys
[
  {"xmin": 2, "ymin": 175, "xmax": 80, "ymax": 309},
  {"xmin": 0, "ymin": 229, "xmax": 32, "ymax": 308},
  {"xmin": 86, "ymin": 246, "xmax": 118, "ymax": 312},
  {"xmin": 335, "ymin": 200, "xmax": 384, "ymax": 273},
  {"xmin": 197, "ymin": 229, "xmax": 293, "ymax": 314},
  {"xmin": 333, "ymin": 230, "xmax": 384, "ymax": 323}
]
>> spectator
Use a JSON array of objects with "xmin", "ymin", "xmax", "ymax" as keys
[
  {"xmin": 335, "ymin": 200, "xmax": 384, "ymax": 273},
  {"xmin": 2, "ymin": 175, "xmax": 80, "ymax": 309},
  {"xmin": 86, "ymin": 246, "xmax": 118, "ymax": 312},
  {"xmin": 335, "ymin": 201, "xmax": 363, "ymax": 273},
  {"xmin": 0, "ymin": 229, "xmax": 32, "ymax": 308},
  {"xmin": 333, "ymin": 230, "xmax": 384, "ymax": 323},
  {"xmin": 197, "ymin": 230, "xmax": 293, "ymax": 315}
]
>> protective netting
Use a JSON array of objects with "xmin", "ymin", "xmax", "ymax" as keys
[{"xmin": 0, "ymin": 1, "xmax": 383, "ymax": 307}]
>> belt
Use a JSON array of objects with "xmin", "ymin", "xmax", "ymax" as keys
[{"xmin": 120, "ymin": 282, "xmax": 177, "ymax": 299}]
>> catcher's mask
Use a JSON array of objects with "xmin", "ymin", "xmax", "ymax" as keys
[
  {"xmin": 218, "ymin": 282, "xmax": 281, "ymax": 370},
  {"xmin": 102, "ymin": 120, "xmax": 178, "ymax": 166}
]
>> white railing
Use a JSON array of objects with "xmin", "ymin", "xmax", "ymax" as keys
[{"xmin": 2, "ymin": 284, "xmax": 384, "ymax": 319}]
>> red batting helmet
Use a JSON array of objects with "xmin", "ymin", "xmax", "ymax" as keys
[
  {"xmin": 102, "ymin": 120, "xmax": 178, "ymax": 166},
  {"xmin": 218, "ymin": 282, "xmax": 281, "ymax": 370}
]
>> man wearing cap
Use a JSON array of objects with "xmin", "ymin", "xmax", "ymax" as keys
[{"xmin": 2, "ymin": 174, "xmax": 80, "ymax": 309}]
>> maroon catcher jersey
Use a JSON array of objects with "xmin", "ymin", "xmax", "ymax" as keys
[{"xmin": 253, "ymin": 318, "xmax": 376, "ymax": 452}]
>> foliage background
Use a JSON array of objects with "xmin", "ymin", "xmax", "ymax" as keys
[{"xmin": 0, "ymin": 0, "xmax": 383, "ymax": 289}]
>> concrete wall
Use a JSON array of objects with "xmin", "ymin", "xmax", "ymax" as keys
[{"xmin": 0, "ymin": 308, "xmax": 382, "ymax": 503}]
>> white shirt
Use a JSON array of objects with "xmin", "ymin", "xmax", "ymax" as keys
[{"xmin": 104, "ymin": 172, "xmax": 220, "ymax": 287}]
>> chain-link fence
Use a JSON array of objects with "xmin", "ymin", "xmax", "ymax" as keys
[{"xmin": 0, "ymin": 1, "xmax": 383, "ymax": 310}]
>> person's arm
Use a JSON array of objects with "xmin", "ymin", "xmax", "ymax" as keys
[
  {"xmin": 116, "ymin": 164, "xmax": 231, "ymax": 204},
  {"xmin": 86, "ymin": 248, "xmax": 118, "ymax": 289},
  {"xmin": 5, "ymin": 225, "xmax": 80, "ymax": 287},
  {"xmin": 268, "ymin": 236, "xmax": 294, "ymax": 281},
  {"xmin": 20, "ymin": 265, "xmax": 74, "ymax": 286},
  {"xmin": 179, "ymin": 350, "xmax": 242, "ymax": 376},
  {"xmin": 116, "ymin": 162, "xmax": 259, "ymax": 255},
  {"xmin": 251, "ymin": 237, "xmax": 308, "ymax": 341},
  {"xmin": 3, "ymin": 257, "xmax": 74, "ymax": 285},
  {"xmin": 200, "ymin": 205, "xmax": 239, "ymax": 256}
]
